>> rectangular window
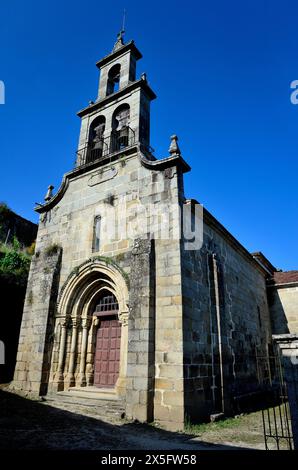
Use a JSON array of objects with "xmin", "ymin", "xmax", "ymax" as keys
[{"xmin": 93, "ymin": 216, "xmax": 101, "ymax": 252}]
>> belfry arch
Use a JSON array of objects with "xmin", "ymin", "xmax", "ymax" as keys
[{"xmin": 50, "ymin": 259, "xmax": 129, "ymax": 396}]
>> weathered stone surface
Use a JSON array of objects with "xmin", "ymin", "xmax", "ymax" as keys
[
  {"xmin": 126, "ymin": 238, "xmax": 155, "ymax": 422},
  {"xmin": 12, "ymin": 247, "xmax": 62, "ymax": 395}
]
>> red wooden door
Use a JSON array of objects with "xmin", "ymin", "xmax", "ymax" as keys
[{"xmin": 94, "ymin": 316, "xmax": 121, "ymax": 388}]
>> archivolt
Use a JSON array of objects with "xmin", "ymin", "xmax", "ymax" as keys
[{"xmin": 57, "ymin": 259, "xmax": 129, "ymax": 321}]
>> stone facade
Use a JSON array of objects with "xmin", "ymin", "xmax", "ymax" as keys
[
  {"xmin": 13, "ymin": 246, "xmax": 61, "ymax": 395},
  {"xmin": 12, "ymin": 35, "xmax": 297, "ymax": 431},
  {"xmin": 181, "ymin": 210, "xmax": 272, "ymax": 422}
]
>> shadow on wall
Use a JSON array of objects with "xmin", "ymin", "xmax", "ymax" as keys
[{"xmin": 267, "ymin": 287, "xmax": 290, "ymax": 335}]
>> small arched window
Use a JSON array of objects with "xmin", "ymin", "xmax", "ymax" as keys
[
  {"xmin": 94, "ymin": 291, "xmax": 119, "ymax": 313},
  {"xmin": 92, "ymin": 216, "xmax": 101, "ymax": 252},
  {"xmin": 107, "ymin": 64, "xmax": 121, "ymax": 96},
  {"xmin": 87, "ymin": 116, "xmax": 106, "ymax": 163},
  {"xmin": 111, "ymin": 104, "xmax": 130, "ymax": 151}
]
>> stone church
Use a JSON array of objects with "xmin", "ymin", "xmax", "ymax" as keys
[{"xmin": 12, "ymin": 33, "xmax": 298, "ymax": 431}]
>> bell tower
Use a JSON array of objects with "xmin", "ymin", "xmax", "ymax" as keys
[{"xmin": 76, "ymin": 33, "xmax": 156, "ymax": 167}]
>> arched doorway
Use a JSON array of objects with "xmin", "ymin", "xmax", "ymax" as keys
[
  {"xmin": 93, "ymin": 291, "xmax": 121, "ymax": 388},
  {"xmin": 51, "ymin": 259, "xmax": 129, "ymax": 396}
]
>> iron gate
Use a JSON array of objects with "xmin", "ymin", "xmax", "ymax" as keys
[{"xmin": 256, "ymin": 350, "xmax": 294, "ymax": 450}]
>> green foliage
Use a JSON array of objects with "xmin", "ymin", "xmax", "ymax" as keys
[
  {"xmin": 0, "ymin": 250, "xmax": 30, "ymax": 272},
  {"xmin": 27, "ymin": 290, "xmax": 33, "ymax": 305},
  {"xmin": 12, "ymin": 236, "xmax": 21, "ymax": 251},
  {"xmin": 62, "ymin": 255, "xmax": 130, "ymax": 295},
  {"xmin": 185, "ymin": 416, "xmax": 242, "ymax": 435},
  {"xmin": 0, "ymin": 235, "xmax": 31, "ymax": 285},
  {"xmin": 0, "ymin": 203, "xmax": 11, "ymax": 238},
  {"xmin": 115, "ymin": 252, "xmax": 125, "ymax": 262},
  {"xmin": 0, "ymin": 202, "xmax": 11, "ymax": 218}
]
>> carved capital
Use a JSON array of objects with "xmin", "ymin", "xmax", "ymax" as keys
[
  {"xmin": 119, "ymin": 311, "xmax": 129, "ymax": 326},
  {"xmin": 82, "ymin": 317, "xmax": 91, "ymax": 329},
  {"xmin": 60, "ymin": 316, "xmax": 70, "ymax": 329},
  {"xmin": 71, "ymin": 318, "xmax": 80, "ymax": 329}
]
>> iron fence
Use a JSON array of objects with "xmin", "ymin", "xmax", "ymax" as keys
[{"xmin": 256, "ymin": 351, "xmax": 294, "ymax": 450}]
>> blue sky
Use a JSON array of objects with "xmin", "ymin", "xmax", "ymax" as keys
[{"xmin": 0, "ymin": 0, "xmax": 297, "ymax": 270}]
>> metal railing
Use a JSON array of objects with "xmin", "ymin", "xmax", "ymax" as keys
[
  {"xmin": 256, "ymin": 352, "xmax": 294, "ymax": 450},
  {"xmin": 76, "ymin": 127, "xmax": 136, "ymax": 167}
]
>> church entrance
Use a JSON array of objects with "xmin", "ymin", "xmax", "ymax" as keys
[{"xmin": 94, "ymin": 293, "xmax": 121, "ymax": 388}]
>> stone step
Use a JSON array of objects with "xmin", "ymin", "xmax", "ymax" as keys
[
  {"xmin": 59, "ymin": 388, "xmax": 119, "ymax": 402},
  {"xmin": 44, "ymin": 390, "xmax": 125, "ymax": 421}
]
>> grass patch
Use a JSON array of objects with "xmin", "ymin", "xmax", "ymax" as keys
[
  {"xmin": 185, "ymin": 416, "xmax": 242, "ymax": 435},
  {"xmin": 183, "ymin": 410, "xmax": 274, "ymax": 448},
  {"xmin": 44, "ymin": 244, "xmax": 60, "ymax": 257}
]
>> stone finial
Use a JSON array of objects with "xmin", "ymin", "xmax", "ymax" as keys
[
  {"xmin": 113, "ymin": 30, "xmax": 125, "ymax": 51},
  {"xmin": 141, "ymin": 72, "xmax": 147, "ymax": 81},
  {"xmin": 44, "ymin": 185, "xmax": 54, "ymax": 202},
  {"xmin": 168, "ymin": 135, "xmax": 181, "ymax": 156}
]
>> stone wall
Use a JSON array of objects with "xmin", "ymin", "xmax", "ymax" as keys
[
  {"xmin": 181, "ymin": 209, "xmax": 272, "ymax": 422},
  {"xmin": 269, "ymin": 284, "xmax": 298, "ymax": 334},
  {"xmin": 126, "ymin": 238, "xmax": 155, "ymax": 423}
]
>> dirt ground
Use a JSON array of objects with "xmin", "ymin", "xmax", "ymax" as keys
[{"xmin": 0, "ymin": 387, "xmax": 278, "ymax": 451}]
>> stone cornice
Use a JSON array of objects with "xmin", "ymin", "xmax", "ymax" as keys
[
  {"xmin": 77, "ymin": 79, "xmax": 156, "ymax": 118},
  {"xmin": 95, "ymin": 41, "xmax": 142, "ymax": 69},
  {"xmin": 272, "ymin": 333, "xmax": 298, "ymax": 343},
  {"xmin": 139, "ymin": 149, "xmax": 191, "ymax": 174},
  {"xmin": 34, "ymin": 145, "xmax": 138, "ymax": 214},
  {"xmin": 35, "ymin": 144, "xmax": 190, "ymax": 214},
  {"xmin": 186, "ymin": 199, "xmax": 268, "ymax": 277},
  {"xmin": 267, "ymin": 281, "xmax": 298, "ymax": 289}
]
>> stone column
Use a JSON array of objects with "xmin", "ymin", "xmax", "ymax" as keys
[
  {"xmin": 273, "ymin": 334, "xmax": 298, "ymax": 450},
  {"xmin": 126, "ymin": 238, "xmax": 155, "ymax": 423},
  {"xmin": 67, "ymin": 318, "xmax": 80, "ymax": 387},
  {"xmin": 117, "ymin": 310, "xmax": 129, "ymax": 397},
  {"xmin": 79, "ymin": 318, "xmax": 90, "ymax": 386},
  {"xmin": 86, "ymin": 316, "xmax": 98, "ymax": 386},
  {"xmin": 56, "ymin": 318, "xmax": 69, "ymax": 389}
]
